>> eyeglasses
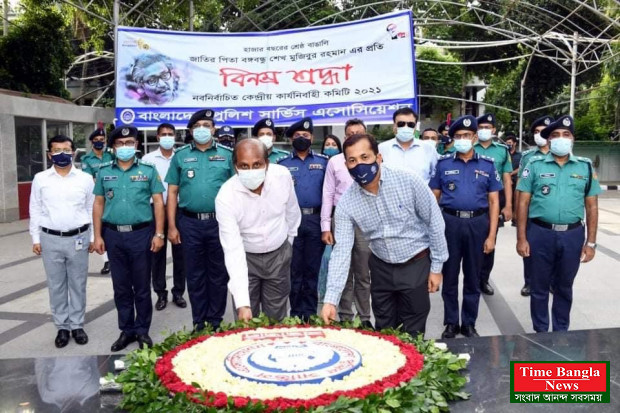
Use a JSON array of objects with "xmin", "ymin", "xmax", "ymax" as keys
[
  {"xmin": 396, "ymin": 121, "xmax": 416, "ymax": 128},
  {"xmin": 113, "ymin": 140, "xmax": 137, "ymax": 148},
  {"xmin": 50, "ymin": 149, "xmax": 72, "ymax": 155},
  {"xmin": 453, "ymin": 133, "xmax": 475, "ymax": 140},
  {"xmin": 142, "ymin": 70, "xmax": 172, "ymax": 87}
]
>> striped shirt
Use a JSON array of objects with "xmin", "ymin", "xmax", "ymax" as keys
[{"xmin": 324, "ymin": 166, "xmax": 448, "ymax": 306}]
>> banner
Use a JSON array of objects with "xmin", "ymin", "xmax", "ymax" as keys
[{"xmin": 115, "ymin": 11, "xmax": 417, "ymax": 128}]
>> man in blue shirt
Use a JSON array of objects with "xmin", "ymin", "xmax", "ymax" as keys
[
  {"xmin": 277, "ymin": 117, "xmax": 328, "ymax": 321},
  {"xmin": 430, "ymin": 115, "xmax": 502, "ymax": 338},
  {"xmin": 321, "ymin": 134, "xmax": 448, "ymax": 337}
]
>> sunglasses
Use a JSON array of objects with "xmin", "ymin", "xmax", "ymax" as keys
[{"xmin": 396, "ymin": 121, "xmax": 416, "ymax": 128}]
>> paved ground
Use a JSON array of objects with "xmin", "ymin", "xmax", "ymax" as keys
[{"xmin": 0, "ymin": 192, "xmax": 618, "ymax": 359}]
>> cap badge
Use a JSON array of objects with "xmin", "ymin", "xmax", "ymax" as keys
[
  {"xmin": 487, "ymin": 115, "xmax": 493, "ymax": 122},
  {"xmin": 562, "ymin": 118, "xmax": 571, "ymax": 127},
  {"xmin": 266, "ymin": 119, "xmax": 272, "ymax": 126},
  {"xmin": 303, "ymin": 121, "xmax": 310, "ymax": 129},
  {"xmin": 544, "ymin": 118, "xmax": 551, "ymax": 125},
  {"xmin": 121, "ymin": 128, "xmax": 130, "ymax": 136},
  {"xmin": 206, "ymin": 110, "xmax": 213, "ymax": 117},
  {"xmin": 463, "ymin": 119, "xmax": 471, "ymax": 127}
]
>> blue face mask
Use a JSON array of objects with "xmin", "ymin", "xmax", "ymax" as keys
[
  {"xmin": 454, "ymin": 139, "xmax": 473, "ymax": 154},
  {"xmin": 92, "ymin": 141, "xmax": 105, "ymax": 150},
  {"xmin": 193, "ymin": 127, "xmax": 212, "ymax": 144},
  {"xmin": 51, "ymin": 152, "xmax": 72, "ymax": 168},
  {"xmin": 159, "ymin": 136, "xmax": 175, "ymax": 150},
  {"xmin": 348, "ymin": 161, "xmax": 379, "ymax": 187},
  {"xmin": 396, "ymin": 127, "xmax": 415, "ymax": 142},
  {"xmin": 116, "ymin": 146, "xmax": 136, "ymax": 161},
  {"xmin": 477, "ymin": 129, "xmax": 492, "ymax": 142},
  {"xmin": 550, "ymin": 137, "xmax": 573, "ymax": 156},
  {"xmin": 323, "ymin": 147, "xmax": 339, "ymax": 157}
]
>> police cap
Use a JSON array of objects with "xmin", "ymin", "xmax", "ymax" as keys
[
  {"xmin": 88, "ymin": 128, "xmax": 106, "ymax": 141},
  {"xmin": 252, "ymin": 118, "xmax": 276, "ymax": 137},
  {"xmin": 108, "ymin": 125, "xmax": 138, "ymax": 147},
  {"xmin": 530, "ymin": 115, "xmax": 554, "ymax": 134},
  {"xmin": 476, "ymin": 113, "xmax": 496, "ymax": 127},
  {"xmin": 448, "ymin": 115, "xmax": 478, "ymax": 138},
  {"xmin": 216, "ymin": 125, "xmax": 235, "ymax": 138},
  {"xmin": 285, "ymin": 117, "xmax": 313, "ymax": 138},
  {"xmin": 187, "ymin": 109, "xmax": 215, "ymax": 129},
  {"xmin": 541, "ymin": 115, "xmax": 574, "ymax": 140}
]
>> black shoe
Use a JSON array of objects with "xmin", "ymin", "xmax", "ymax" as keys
[
  {"xmin": 550, "ymin": 285, "xmax": 555, "ymax": 295},
  {"xmin": 111, "ymin": 332, "xmax": 136, "ymax": 352},
  {"xmin": 480, "ymin": 281, "xmax": 494, "ymax": 295},
  {"xmin": 460, "ymin": 325, "xmax": 480, "ymax": 338},
  {"xmin": 172, "ymin": 295, "xmax": 187, "ymax": 308},
  {"xmin": 511, "ymin": 221, "xmax": 517, "ymax": 227},
  {"xmin": 361, "ymin": 320, "xmax": 375, "ymax": 330},
  {"xmin": 441, "ymin": 324, "xmax": 459, "ymax": 339},
  {"xmin": 71, "ymin": 328, "xmax": 89, "ymax": 345},
  {"xmin": 521, "ymin": 284, "xmax": 531, "ymax": 297},
  {"xmin": 155, "ymin": 294, "xmax": 167, "ymax": 311},
  {"xmin": 55, "ymin": 329, "xmax": 70, "ymax": 348},
  {"xmin": 137, "ymin": 334, "xmax": 153, "ymax": 349},
  {"xmin": 100, "ymin": 261, "xmax": 110, "ymax": 275}
]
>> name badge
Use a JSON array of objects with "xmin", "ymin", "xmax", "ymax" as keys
[
  {"xmin": 75, "ymin": 237, "xmax": 84, "ymax": 251},
  {"xmin": 445, "ymin": 170, "xmax": 460, "ymax": 175},
  {"xmin": 540, "ymin": 173, "xmax": 556, "ymax": 178},
  {"xmin": 103, "ymin": 176, "xmax": 118, "ymax": 181},
  {"xmin": 309, "ymin": 164, "xmax": 324, "ymax": 170},
  {"xmin": 130, "ymin": 175, "xmax": 149, "ymax": 182},
  {"xmin": 288, "ymin": 167, "xmax": 299, "ymax": 172},
  {"xmin": 183, "ymin": 157, "xmax": 198, "ymax": 163},
  {"xmin": 209, "ymin": 155, "xmax": 226, "ymax": 161}
]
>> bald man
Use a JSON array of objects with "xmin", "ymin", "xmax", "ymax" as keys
[{"xmin": 215, "ymin": 140, "xmax": 301, "ymax": 322}]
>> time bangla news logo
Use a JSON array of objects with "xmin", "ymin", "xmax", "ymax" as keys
[{"xmin": 510, "ymin": 361, "xmax": 610, "ymax": 403}]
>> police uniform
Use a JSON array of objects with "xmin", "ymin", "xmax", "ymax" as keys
[
  {"xmin": 81, "ymin": 129, "xmax": 115, "ymax": 178},
  {"xmin": 165, "ymin": 109, "xmax": 233, "ymax": 330},
  {"xmin": 277, "ymin": 117, "xmax": 327, "ymax": 320},
  {"xmin": 215, "ymin": 125, "xmax": 236, "ymax": 149},
  {"xmin": 517, "ymin": 116, "xmax": 601, "ymax": 332},
  {"xmin": 474, "ymin": 114, "xmax": 512, "ymax": 293},
  {"xmin": 430, "ymin": 116, "xmax": 502, "ymax": 336},
  {"xmin": 94, "ymin": 126, "xmax": 165, "ymax": 341}
]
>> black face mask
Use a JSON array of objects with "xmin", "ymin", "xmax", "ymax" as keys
[
  {"xmin": 292, "ymin": 137, "xmax": 312, "ymax": 152},
  {"xmin": 218, "ymin": 138, "xmax": 235, "ymax": 149},
  {"xmin": 92, "ymin": 141, "xmax": 105, "ymax": 150}
]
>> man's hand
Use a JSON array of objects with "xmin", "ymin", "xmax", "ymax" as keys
[
  {"xmin": 151, "ymin": 236, "xmax": 164, "ymax": 253},
  {"xmin": 237, "ymin": 306, "xmax": 252, "ymax": 323},
  {"xmin": 168, "ymin": 226, "xmax": 181, "ymax": 245},
  {"xmin": 94, "ymin": 237, "xmax": 106, "ymax": 255},
  {"xmin": 483, "ymin": 237, "xmax": 496, "ymax": 254},
  {"xmin": 501, "ymin": 206, "xmax": 513, "ymax": 222},
  {"xmin": 581, "ymin": 245, "xmax": 596, "ymax": 263},
  {"xmin": 321, "ymin": 231, "xmax": 334, "ymax": 245},
  {"xmin": 32, "ymin": 244, "xmax": 41, "ymax": 255},
  {"xmin": 428, "ymin": 272, "xmax": 442, "ymax": 293},
  {"xmin": 88, "ymin": 242, "xmax": 95, "ymax": 253},
  {"xmin": 321, "ymin": 303, "xmax": 337, "ymax": 325},
  {"xmin": 517, "ymin": 239, "xmax": 530, "ymax": 257}
]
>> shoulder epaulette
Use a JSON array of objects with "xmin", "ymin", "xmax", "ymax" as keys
[
  {"xmin": 138, "ymin": 159, "xmax": 155, "ymax": 167},
  {"xmin": 99, "ymin": 161, "xmax": 114, "ymax": 169},
  {"xmin": 174, "ymin": 144, "xmax": 191, "ymax": 153},
  {"xmin": 526, "ymin": 155, "xmax": 546, "ymax": 165},
  {"xmin": 495, "ymin": 142, "xmax": 508, "ymax": 149},
  {"xmin": 438, "ymin": 154, "xmax": 453, "ymax": 161},
  {"xmin": 217, "ymin": 144, "xmax": 233, "ymax": 152},
  {"xmin": 479, "ymin": 155, "xmax": 495, "ymax": 163},
  {"xmin": 575, "ymin": 156, "xmax": 592, "ymax": 163},
  {"xmin": 521, "ymin": 148, "xmax": 536, "ymax": 156},
  {"xmin": 276, "ymin": 155, "xmax": 290, "ymax": 164},
  {"xmin": 315, "ymin": 153, "xmax": 329, "ymax": 160}
]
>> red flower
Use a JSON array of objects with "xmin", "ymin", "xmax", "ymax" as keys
[{"xmin": 234, "ymin": 397, "xmax": 249, "ymax": 408}]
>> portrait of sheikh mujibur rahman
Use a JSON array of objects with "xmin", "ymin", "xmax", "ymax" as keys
[{"xmin": 124, "ymin": 53, "xmax": 180, "ymax": 105}]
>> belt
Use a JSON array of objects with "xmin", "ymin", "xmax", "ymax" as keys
[
  {"xmin": 41, "ymin": 224, "xmax": 89, "ymax": 237},
  {"xmin": 442, "ymin": 207, "xmax": 488, "ymax": 219},
  {"xmin": 301, "ymin": 207, "xmax": 320, "ymax": 215},
  {"xmin": 399, "ymin": 248, "xmax": 430, "ymax": 265},
  {"xmin": 103, "ymin": 222, "xmax": 151, "ymax": 232},
  {"xmin": 181, "ymin": 209, "xmax": 216, "ymax": 220},
  {"xmin": 531, "ymin": 218, "xmax": 582, "ymax": 232}
]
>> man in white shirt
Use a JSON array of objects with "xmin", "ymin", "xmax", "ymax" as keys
[
  {"xmin": 29, "ymin": 135, "xmax": 95, "ymax": 349},
  {"xmin": 142, "ymin": 123, "xmax": 186, "ymax": 311},
  {"xmin": 216, "ymin": 139, "xmax": 301, "ymax": 322},
  {"xmin": 378, "ymin": 108, "xmax": 438, "ymax": 182}
]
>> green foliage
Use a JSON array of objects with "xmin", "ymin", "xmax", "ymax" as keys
[{"xmin": 416, "ymin": 47, "xmax": 464, "ymax": 116}]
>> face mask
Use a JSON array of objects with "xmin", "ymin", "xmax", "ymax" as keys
[
  {"xmin": 477, "ymin": 129, "xmax": 492, "ymax": 142},
  {"xmin": 116, "ymin": 146, "xmax": 136, "ymax": 161},
  {"xmin": 454, "ymin": 139, "xmax": 473, "ymax": 154},
  {"xmin": 258, "ymin": 135, "xmax": 273, "ymax": 150},
  {"xmin": 237, "ymin": 168, "xmax": 266, "ymax": 190},
  {"xmin": 159, "ymin": 136, "xmax": 175, "ymax": 150},
  {"xmin": 51, "ymin": 152, "xmax": 72, "ymax": 168},
  {"xmin": 218, "ymin": 138, "xmax": 235, "ymax": 149},
  {"xmin": 193, "ymin": 127, "xmax": 212, "ymax": 144},
  {"xmin": 396, "ymin": 127, "xmax": 415, "ymax": 142},
  {"xmin": 292, "ymin": 137, "xmax": 312, "ymax": 152},
  {"xmin": 323, "ymin": 147, "xmax": 339, "ymax": 157},
  {"xmin": 507, "ymin": 143, "xmax": 514, "ymax": 150},
  {"xmin": 92, "ymin": 141, "xmax": 105, "ymax": 150},
  {"xmin": 348, "ymin": 161, "xmax": 379, "ymax": 187},
  {"xmin": 549, "ymin": 137, "xmax": 572, "ymax": 157},
  {"xmin": 440, "ymin": 135, "xmax": 452, "ymax": 145},
  {"xmin": 534, "ymin": 133, "xmax": 547, "ymax": 147}
]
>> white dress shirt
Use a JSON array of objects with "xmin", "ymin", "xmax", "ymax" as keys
[
  {"xmin": 29, "ymin": 166, "xmax": 95, "ymax": 244},
  {"xmin": 215, "ymin": 164, "xmax": 302, "ymax": 308},
  {"xmin": 378, "ymin": 138, "xmax": 438, "ymax": 182},
  {"xmin": 141, "ymin": 148, "xmax": 172, "ymax": 203}
]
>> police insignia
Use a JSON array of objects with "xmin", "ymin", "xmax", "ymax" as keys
[
  {"xmin": 209, "ymin": 155, "xmax": 226, "ymax": 161},
  {"xmin": 522, "ymin": 168, "xmax": 530, "ymax": 178},
  {"xmin": 309, "ymin": 164, "xmax": 324, "ymax": 170},
  {"xmin": 541, "ymin": 185, "xmax": 551, "ymax": 195},
  {"xmin": 562, "ymin": 118, "xmax": 571, "ymax": 127},
  {"xmin": 106, "ymin": 189, "xmax": 114, "ymax": 199},
  {"xmin": 463, "ymin": 119, "xmax": 471, "ymax": 127},
  {"xmin": 130, "ymin": 175, "xmax": 148, "ymax": 182},
  {"xmin": 448, "ymin": 182, "xmax": 456, "ymax": 191},
  {"xmin": 487, "ymin": 115, "xmax": 492, "ymax": 122},
  {"xmin": 303, "ymin": 121, "xmax": 310, "ymax": 129},
  {"xmin": 544, "ymin": 118, "xmax": 551, "ymax": 125},
  {"xmin": 495, "ymin": 171, "xmax": 500, "ymax": 181},
  {"xmin": 187, "ymin": 170, "xmax": 195, "ymax": 179},
  {"xmin": 266, "ymin": 119, "xmax": 272, "ymax": 126},
  {"xmin": 183, "ymin": 157, "xmax": 198, "ymax": 163},
  {"xmin": 121, "ymin": 128, "xmax": 130, "ymax": 136}
]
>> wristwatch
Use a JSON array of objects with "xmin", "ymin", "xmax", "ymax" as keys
[
  {"xmin": 586, "ymin": 242, "xmax": 597, "ymax": 249},
  {"xmin": 155, "ymin": 233, "xmax": 165, "ymax": 240}
]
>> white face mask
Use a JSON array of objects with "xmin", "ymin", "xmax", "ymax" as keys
[
  {"xmin": 396, "ymin": 127, "xmax": 415, "ymax": 142},
  {"xmin": 534, "ymin": 133, "xmax": 547, "ymax": 147},
  {"xmin": 237, "ymin": 168, "xmax": 266, "ymax": 190},
  {"xmin": 477, "ymin": 129, "xmax": 492, "ymax": 142},
  {"xmin": 258, "ymin": 134, "xmax": 274, "ymax": 150}
]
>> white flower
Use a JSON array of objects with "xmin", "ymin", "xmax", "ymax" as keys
[
  {"xmin": 434, "ymin": 342, "xmax": 448, "ymax": 351},
  {"xmin": 458, "ymin": 353, "xmax": 471, "ymax": 362}
]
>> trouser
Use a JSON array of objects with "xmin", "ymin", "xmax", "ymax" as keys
[
  {"xmin": 290, "ymin": 214, "xmax": 324, "ymax": 319},
  {"xmin": 526, "ymin": 220, "xmax": 584, "ymax": 332},
  {"xmin": 247, "ymin": 241, "xmax": 293, "ymax": 321},
  {"xmin": 40, "ymin": 229, "xmax": 90, "ymax": 330},
  {"xmin": 177, "ymin": 214, "xmax": 229, "ymax": 330},
  {"xmin": 103, "ymin": 225, "xmax": 153, "ymax": 336},
  {"xmin": 479, "ymin": 192, "xmax": 506, "ymax": 284},
  {"xmin": 369, "ymin": 252, "xmax": 431, "ymax": 337},
  {"xmin": 151, "ymin": 207, "xmax": 185, "ymax": 297},
  {"xmin": 441, "ymin": 213, "xmax": 489, "ymax": 327},
  {"xmin": 337, "ymin": 224, "xmax": 371, "ymax": 321}
]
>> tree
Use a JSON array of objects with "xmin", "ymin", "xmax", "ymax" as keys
[{"xmin": 416, "ymin": 46, "xmax": 464, "ymax": 118}]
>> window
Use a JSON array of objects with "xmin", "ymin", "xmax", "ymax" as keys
[{"xmin": 15, "ymin": 117, "xmax": 44, "ymax": 182}]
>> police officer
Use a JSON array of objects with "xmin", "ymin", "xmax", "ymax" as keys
[
  {"xmin": 437, "ymin": 121, "xmax": 455, "ymax": 155},
  {"xmin": 81, "ymin": 128, "xmax": 115, "ymax": 275},
  {"xmin": 430, "ymin": 115, "xmax": 501, "ymax": 338},
  {"xmin": 216, "ymin": 125, "xmax": 236, "ymax": 149},
  {"xmin": 474, "ymin": 113, "xmax": 513, "ymax": 295},
  {"xmin": 516, "ymin": 115, "xmax": 601, "ymax": 332},
  {"xmin": 277, "ymin": 117, "xmax": 328, "ymax": 321},
  {"xmin": 165, "ymin": 109, "xmax": 232, "ymax": 331},
  {"xmin": 252, "ymin": 118, "xmax": 289, "ymax": 163},
  {"xmin": 516, "ymin": 115, "xmax": 554, "ymax": 296},
  {"xmin": 93, "ymin": 125, "xmax": 165, "ymax": 351}
]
